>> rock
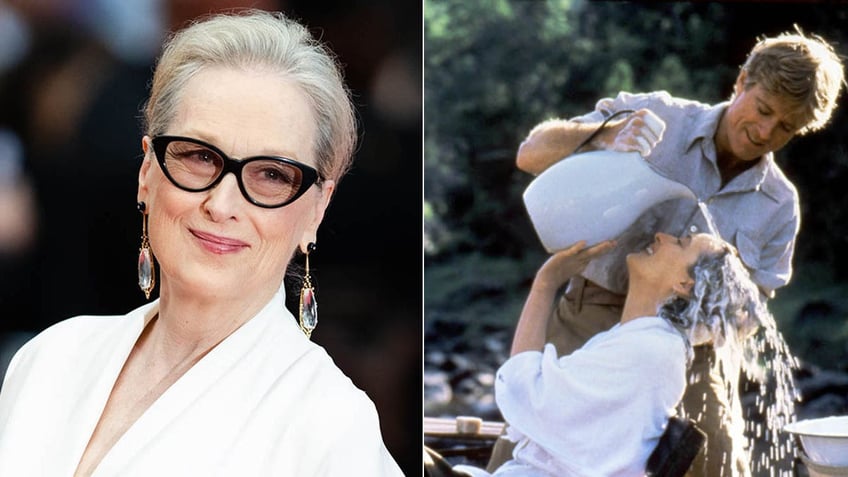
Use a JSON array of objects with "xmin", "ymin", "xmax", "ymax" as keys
[
  {"xmin": 425, "ymin": 350, "xmax": 448, "ymax": 368},
  {"xmin": 476, "ymin": 371, "xmax": 495, "ymax": 388},
  {"xmin": 483, "ymin": 336, "xmax": 507, "ymax": 354},
  {"xmin": 798, "ymin": 394, "xmax": 848, "ymax": 420},
  {"xmin": 424, "ymin": 370, "xmax": 453, "ymax": 408}
]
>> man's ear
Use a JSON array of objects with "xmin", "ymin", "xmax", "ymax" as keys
[
  {"xmin": 673, "ymin": 277, "xmax": 695, "ymax": 298},
  {"xmin": 734, "ymin": 70, "xmax": 748, "ymax": 96}
]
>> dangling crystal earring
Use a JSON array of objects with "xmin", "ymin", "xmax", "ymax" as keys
[
  {"xmin": 299, "ymin": 242, "xmax": 318, "ymax": 339},
  {"xmin": 137, "ymin": 202, "xmax": 156, "ymax": 299}
]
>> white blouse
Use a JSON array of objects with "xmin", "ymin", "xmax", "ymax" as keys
[
  {"xmin": 0, "ymin": 289, "xmax": 402, "ymax": 476},
  {"xmin": 463, "ymin": 317, "xmax": 687, "ymax": 477}
]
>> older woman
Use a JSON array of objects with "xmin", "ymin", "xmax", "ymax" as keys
[
  {"xmin": 447, "ymin": 232, "xmax": 763, "ymax": 476},
  {"xmin": 0, "ymin": 10, "xmax": 401, "ymax": 476}
]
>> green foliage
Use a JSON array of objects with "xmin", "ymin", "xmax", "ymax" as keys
[
  {"xmin": 603, "ymin": 60, "xmax": 635, "ymax": 96},
  {"xmin": 425, "ymin": 0, "xmax": 740, "ymax": 258},
  {"xmin": 648, "ymin": 55, "xmax": 688, "ymax": 96},
  {"xmin": 425, "ymin": 0, "xmax": 848, "ymax": 273},
  {"xmin": 426, "ymin": 0, "xmax": 848, "ymax": 378}
]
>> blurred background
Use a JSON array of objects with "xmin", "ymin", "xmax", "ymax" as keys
[
  {"xmin": 425, "ymin": 0, "xmax": 848, "ymax": 474},
  {"xmin": 0, "ymin": 0, "xmax": 421, "ymax": 473}
]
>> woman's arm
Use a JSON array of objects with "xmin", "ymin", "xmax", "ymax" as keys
[{"xmin": 510, "ymin": 240, "xmax": 615, "ymax": 356}]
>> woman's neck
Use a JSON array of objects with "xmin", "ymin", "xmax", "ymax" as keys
[
  {"xmin": 148, "ymin": 280, "xmax": 277, "ymax": 367},
  {"xmin": 620, "ymin": 282, "xmax": 667, "ymax": 324}
]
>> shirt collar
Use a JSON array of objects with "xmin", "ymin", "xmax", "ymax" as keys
[{"xmin": 686, "ymin": 100, "xmax": 727, "ymax": 151}]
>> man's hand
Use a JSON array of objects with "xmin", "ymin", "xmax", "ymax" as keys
[{"xmin": 594, "ymin": 109, "xmax": 666, "ymax": 157}]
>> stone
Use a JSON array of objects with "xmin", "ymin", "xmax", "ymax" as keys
[
  {"xmin": 300, "ymin": 287, "xmax": 317, "ymax": 331},
  {"xmin": 138, "ymin": 248, "xmax": 153, "ymax": 291}
]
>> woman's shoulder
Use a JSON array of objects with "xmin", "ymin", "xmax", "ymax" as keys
[
  {"xmin": 8, "ymin": 304, "xmax": 150, "ymax": 373},
  {"xmin": 256, "ymin": 319, "xmax": 377, "ymax": 412},
  {"xmin": 605, "ymin": 318, "xmax": 687, "ymax": 360},
  {"xmin": 26, "ymin": 306, "xmax": 146, "ymax": 349},
  {"xmin": 256, "ymin": 339, "xmax": 385, "ymax": 452},
  {"xmin": 37, "ymin": 313, "xmax": 126, "ymax": 338},
  {"xmin": 292, "ymin": 345, "xmax": 375, "ymax": 408}
]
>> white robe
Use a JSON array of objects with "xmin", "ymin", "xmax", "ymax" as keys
[
  {"xmin": 457, "ymin": 317, "xmax": 687, "ymax": 477},
  {"xmin": 0, "ymin": 289, "xmax": 402, "ymax": 476}
]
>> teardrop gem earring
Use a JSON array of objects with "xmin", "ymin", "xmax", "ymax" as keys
[
  {"xmin": 137, "ymin": 202, "xmax": 156, "ymax": 299},
  {"xmin": 299, "ymin": 242, "xmax": 318, "ymax": 339}
]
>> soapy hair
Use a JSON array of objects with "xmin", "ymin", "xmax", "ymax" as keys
[{"xmin": 657, "ymin": 246, "xmax": 767, "ymax": 357}]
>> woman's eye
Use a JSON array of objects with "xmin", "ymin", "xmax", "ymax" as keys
[
  {"xmin": 174, "ymin": 148, "xmax": 215, "ymax": 163},
  {"xmin": 191, "ymin": 150, "xmax": 215, "ymax": 162},
  {"xmin": 261, "ymin": 167, "xmax": 294, "ymax": 184}
]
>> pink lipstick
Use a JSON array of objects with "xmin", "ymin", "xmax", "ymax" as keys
[{"xmin": 190, "ymin": 229, "xmax": 249, "ymax": 254}]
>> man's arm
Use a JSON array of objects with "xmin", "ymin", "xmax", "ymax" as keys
[
  {"xmin": 516, "ymin": 109, "xmax": 666, "ymax": 175},
  {"xmin": 516, "ymin": 119, "xmax": 611, "ymax": 175}
]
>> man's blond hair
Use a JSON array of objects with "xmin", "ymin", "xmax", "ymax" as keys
[{"xmin": 741, "ymin": 28, "xmax": 845, "ymax": 134}]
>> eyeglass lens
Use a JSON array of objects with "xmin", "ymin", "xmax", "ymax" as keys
[{"xmin": 162, "ymin": 140, "xmax": 306, "ymax": 206}]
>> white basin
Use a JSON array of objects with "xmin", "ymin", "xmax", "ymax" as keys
[{"xmin": 784, "ymin": 416, "xmax": 848, "ymax": 467}]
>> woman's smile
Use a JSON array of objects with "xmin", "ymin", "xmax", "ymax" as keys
[{"xmin": 190, "ymin": 228, "xmax": 249, "ymax": 254}]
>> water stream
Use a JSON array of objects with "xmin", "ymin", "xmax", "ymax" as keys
[
  {"xmin": 691, "ymin": 201, "xmax": 800, "ymax": 475},
  {"xmin": 696, "ymin": 200, "xmax": 719, "ymax": 237}
]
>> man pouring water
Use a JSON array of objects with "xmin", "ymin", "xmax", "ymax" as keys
[{"xmin": 489, "ymin": 29, "xmax": 845, "ymax": 477}]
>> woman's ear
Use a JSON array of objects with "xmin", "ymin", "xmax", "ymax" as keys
[
  {"xmin": 137, "ymin": 136, "xmax": 153, "ymax": 204},
  {"xmin": 299, "ymin": 179, "xmax": 336, "ymax": 253},
  {"xmin": 673, "ymin": 277, "xmax": 695, "ymax": 298}
]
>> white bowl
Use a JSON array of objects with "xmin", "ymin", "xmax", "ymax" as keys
[
  {"xmin": 523, "ymin": 150, "xmax": 695, "ymax": 252},
  {"xmin": 784, "ymin": 416, "xmax": 848, "ymax": 466}
]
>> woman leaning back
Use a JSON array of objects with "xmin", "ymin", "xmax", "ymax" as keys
[
  {"xmin": 446, "ymin": 232, "xmax": 764, "ymax": 476},
  {"xmin": 0, "ymin": 10, "xmax": 402, "ymax": 476}
]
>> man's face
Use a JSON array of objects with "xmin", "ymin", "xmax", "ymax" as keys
[{"xmin": 720, "ymin": 72, "xmax": 807, "ymax": 162}]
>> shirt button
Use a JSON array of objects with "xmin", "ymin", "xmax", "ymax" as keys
[{"xmin": 689, "ymin": 225, "xmax": 698, "ymax": 233}]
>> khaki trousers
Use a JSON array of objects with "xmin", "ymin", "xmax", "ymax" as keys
[{"xmin": 486, "ymin": 277, "xmax": 749, "ymax": 476}]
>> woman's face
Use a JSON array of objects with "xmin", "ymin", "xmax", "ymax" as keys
[
  {"xmin": 137, "ymin": 66, "xmax": 334, "ymax": 303},
  {"xmin": 628, "ymin": 232, "xmax": 722, "ymax": 297}
]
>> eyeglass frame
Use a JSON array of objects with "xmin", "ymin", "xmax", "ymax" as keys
[{"xmin": 150, "ymin": 135, "xmax": 324, "ymax": 209}]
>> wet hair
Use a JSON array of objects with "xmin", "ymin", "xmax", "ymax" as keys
[
  {"xmin": 143, "ymin": 9, "xmax": 356, "ymax": 182},
  {"xmin": 739, "ymin": 27, "xmax": 845, "ymax": 135},
  {"xmin": 657, "ymin": 245, "xmax": 767, "ymax": 356}
]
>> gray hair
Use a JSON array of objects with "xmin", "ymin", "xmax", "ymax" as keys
[
  {"xmin": 143, "ymin": 9, "xmax": 356, "ymax": 182},
  {"xmin": 658, "ymin": 247, "xmax": 767, "ymax": 357},
  {"xmin": 661, "ymin": 244, "xmax": 799, "ymax": 467}
]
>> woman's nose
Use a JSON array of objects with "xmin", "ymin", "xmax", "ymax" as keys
[{"xmin": 202, "ymin": 173, "xmax": 242, "ymax": 221}]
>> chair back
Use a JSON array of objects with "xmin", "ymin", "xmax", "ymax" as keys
[{"xmin": 645, "ymin": 417, "xmax": 706, "ymax": 477}]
